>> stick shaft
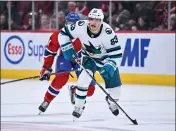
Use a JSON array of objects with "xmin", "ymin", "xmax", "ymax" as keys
[{"xmin": 1, "ymin": 70, "xmax": 75, "ymax": 85}]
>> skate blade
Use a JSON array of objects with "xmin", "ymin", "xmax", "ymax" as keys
[
  {"xmin": 73, "ymin": 116, "xmax": 78, "ymax": 122},
  {"xmin": 38, "ymin": 111, "xmax": 42, "ymax": 115}
]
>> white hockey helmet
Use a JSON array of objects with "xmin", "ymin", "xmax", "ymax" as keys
[{"xmin": 88, "ymin": 8, "xmax": 104, "ymax": 21}]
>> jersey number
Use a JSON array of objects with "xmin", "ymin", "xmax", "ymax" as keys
[
  {"xmin": 93, "ymin": 10, "xmax": 97, "ymax": 13},
  {"xmin": 110, "ymin": 36, "xmax": 118, "ymax": 45},
  {"xmin": 70, "ymin": 24, "xmax": 75, "ymax": 31}
]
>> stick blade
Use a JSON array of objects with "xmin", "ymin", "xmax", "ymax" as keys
[{"xmin": 132, "ymin": 119, "xmax": 138, "ymax": 125}]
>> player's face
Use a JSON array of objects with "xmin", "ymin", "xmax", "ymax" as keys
[{"xmin": 88, "ymin": 18, "xmax": 101, "ymax": 33}]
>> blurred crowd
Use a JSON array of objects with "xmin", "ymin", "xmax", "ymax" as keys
[{"xmin": 0, "ymin": 1, "xmax": 176, "ymax": 31}]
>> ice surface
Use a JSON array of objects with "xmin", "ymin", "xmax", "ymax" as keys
[{"xmin": 1, "ymin": 79, "xmax": 175, "ymax": 131}]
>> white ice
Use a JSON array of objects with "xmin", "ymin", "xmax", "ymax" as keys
[{"xmin": 1, "ymin": 79, "xmax": 175, "ymax": 131}]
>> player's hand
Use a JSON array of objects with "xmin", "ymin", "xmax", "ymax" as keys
[
  {"xmin": 39, "ymin": 66, "xmax": 52, "ymax": 81},
  {"xmin": 71, "ymin": 51, "xmax": 83, "ymax": 65},
  {"xmin": 61, "ymin": 42, "xmax": 77, "ymax": 62},
  {"xmin": 100, "ymin": 60, "xmax": 116, "ymax": 79},
  {"xmin": 74, "ymin": 57, "xmax": 82, "ymax": 64}
]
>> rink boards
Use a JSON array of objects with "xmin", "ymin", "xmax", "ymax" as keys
[{"xmin": 1, "ymin": 31, "xmax": 175, "ymax": 86}]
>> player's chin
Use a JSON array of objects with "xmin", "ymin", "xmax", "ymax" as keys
[{"xmin": 90, "ymin": 27, "xmax": 98, "ymax": 32}]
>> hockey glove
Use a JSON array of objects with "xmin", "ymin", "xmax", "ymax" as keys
[
  {"xmin": 100, "ymin": 60, "xmax": 116, "ymax": 79},
  {"xmin": 61, "ymin": 42, "xmax": 77, "ymax": 62},
  {"xmin": 39, "ymin": 66, "xmax": 52, "ymax": 81}
]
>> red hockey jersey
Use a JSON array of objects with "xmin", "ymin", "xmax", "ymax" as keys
[{"xmin": 43, "ymin": 30, "xmax": 82, "ymax": 68}]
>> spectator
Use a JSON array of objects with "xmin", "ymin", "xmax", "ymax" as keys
[
  {"xmin": 0, "ymin": 1, "xmax": 174, "ymax": 31},
  {"xmin": 132, "ymin": 2, "xmax": 154, "ymax": 28},
  {"xmin": 137, "ymin": 16, "xmax": 148, "ymax": 30},
  {"xmin": 39, "ymin": 14, "xmax": 49, "ymax": 30},
  {"xmin": 170, "ymin": 6, "xmax": 176, "ymax": 15},
  {"xmin": 111, "ymin": 15, "xmax": 120, "ymax": 31},
  {"xmin": 115, "ymin": 2, "xmax": 131, "ymax": 27},
  {"xmin": 131, "ymin": 25, "xmax": 138, "ymax": 31},
  {"xmin": 154, "ymin": 1, "xmax": 167, "ymax": 27},
  {"xmin": 170, "ymin": 14, "xmax": 176, "ymax": 31},
  {"xmin": 67, "ymin": 1, "xmax": 76, "ymax": 14},
  {"xmin": 107, "ymin": 2, "xmax": 119, "ymax": 23},
  {"xmin": 57, "ymin": 11, "xmax": 65, "ymax": 29},
  {"xmin": 75, "ymin": 1, "xmax": 89, "ymax": 19},
  {"xmin": 17, "ymin": 1, "xmax": 31, "ymax": 25},
  {"xmin": 0, "ymin": 14, "xmax": 8, "ymax": 30},
  {"xmin": 122, "ymin": 23, "xmax": 131, "ymax": 30},
  {"xmin": 112, "ymin": 2, "xmax": 119, "ymax": 16},
  {"xmin": 101, "ymin": 2, "xmax": 109, "ymax": 23},
  {"xmin": 0, "ymin": 1, "xmax": 6, "ymax": 14},
  {"xmin": 3, "ymin": 1, "xmax": 22, "ymax": 26},
  {"xmin": 51, "ymin": 11, "xmax": 65, "ymax": 30},
  {"xmin": 34, "ymin": 1, "xmax": 53, "ymax": 16},
  {"xmin": 23, "ymin": 15, "xmax": 33, "ymax": 30},
  {"xmin": 128, "ymin": 19, "xmax": 136, "ymax": 26}
]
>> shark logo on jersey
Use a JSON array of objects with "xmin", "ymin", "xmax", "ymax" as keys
[{"xmin": 83, "ymin": 41, "xmax": 102, "ymax": 54}]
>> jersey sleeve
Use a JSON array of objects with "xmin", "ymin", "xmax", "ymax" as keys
[
  {"xmin": 58, "ymin": 21, "xmax": 81, "ymax": 48},
  {"xmin": 43, "ymin": 31, "xmax": 60, "ymax": 68},
  {"xmin": 104, "ymin": 26, "xmax": 122, "ymax": 64}
]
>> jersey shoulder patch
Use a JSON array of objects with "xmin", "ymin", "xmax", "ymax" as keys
[
  {"xmin": 78, "ymin": 20, "xmax": 85, "ymax": 26},
  {"xmin": 103, "ymin": 22, "xmax": 113, "ymax": 35},
  {"xmin": 105, "ymin": 28, "xmax": 112, "ymax": 34}
]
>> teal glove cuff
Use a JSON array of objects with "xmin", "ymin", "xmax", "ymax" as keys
[{"xmin": 61, "ymin": 42, "xmax": 77, "ymax": 62}]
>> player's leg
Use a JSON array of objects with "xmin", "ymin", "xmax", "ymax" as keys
[
  {"xmin": 100, "ymin": 67, "xmax": 122, "ymax": 116},
  {"xmin": 39, "ymin": 56, "xmax": 72, "ymax": 113},
  {"xmin": 72, "ymin": 57, "xmax": 97, "ymax": 118},
  {"xmin": 87, "ymin": 80, "xmax": 96, "ymax": 97},
  {"xmin": 74, "ymin": 64, "xmax": 96, "ymax": 97},
  {"xmin": 72, "ymin": 69, "xmax": 93, "ymax": 118},
  {"xmin": 39, "ymin": 73, "xmax": 70, "ymax": 112},
  {"xmin": 68, "ymin": 69, "xmax": 95, "ymax": 105},
  {"xmin": 68, "ymin": 80, "xmax": 95, "ymax": 116},
  {"xmin": 68, "ymin": 65, "xmax": 81, "ymax": 105}
]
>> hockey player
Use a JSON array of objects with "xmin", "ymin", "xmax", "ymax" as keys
[
  {"xmin": 58, "ymin": 8, "xmax": 122, "ymax": 119},
  {"xmin": 39, "ymin": 12, "xmax": 96, "ymax": 113}
]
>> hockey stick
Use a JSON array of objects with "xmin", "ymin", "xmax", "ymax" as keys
[
  {"xmin": 0, "ymin": 70, "xmax": 76, "ymax": 85},
  {"xmin": 74, "ymin": 57, "xmax": 138, "ymax": 125}
]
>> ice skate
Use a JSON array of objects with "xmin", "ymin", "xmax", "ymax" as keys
[
  {"xmin": 105, "ymin": 96, "xmax": 119, "ymax": 116},
  {"xmin": 72, "ymin": 106, "xmax": 84, "ymax": 121},
  {"xmin": 38, "ymin": 100, "xmax": 50, "ymax": 115},
  {"xmin": 68, "ymin": 85, "xmax": 86, "ymax": 110}
]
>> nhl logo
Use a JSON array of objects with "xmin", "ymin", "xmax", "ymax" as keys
[
  {"xmin": 105, "ymin": 28, "xmax": 112, "ymax": 34},
  {"xmin": 78, "ymin": 21, "xmax": 85, "ymax": 26}
]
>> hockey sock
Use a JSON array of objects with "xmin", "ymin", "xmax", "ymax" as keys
[
  {"xmin": 75, "ymin": 86, "xmax": 88, "ymax": 109},
  {"xmin": 44, "ymin": 73, "xmax": 70, "ymax": 103},
  {"xmin": 73, "ymin": 85, "xmax": 95, "ymax": 97},
  {"xmin": 87, "ymin": 85, "xmax": 95, "ymax": 97}
]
